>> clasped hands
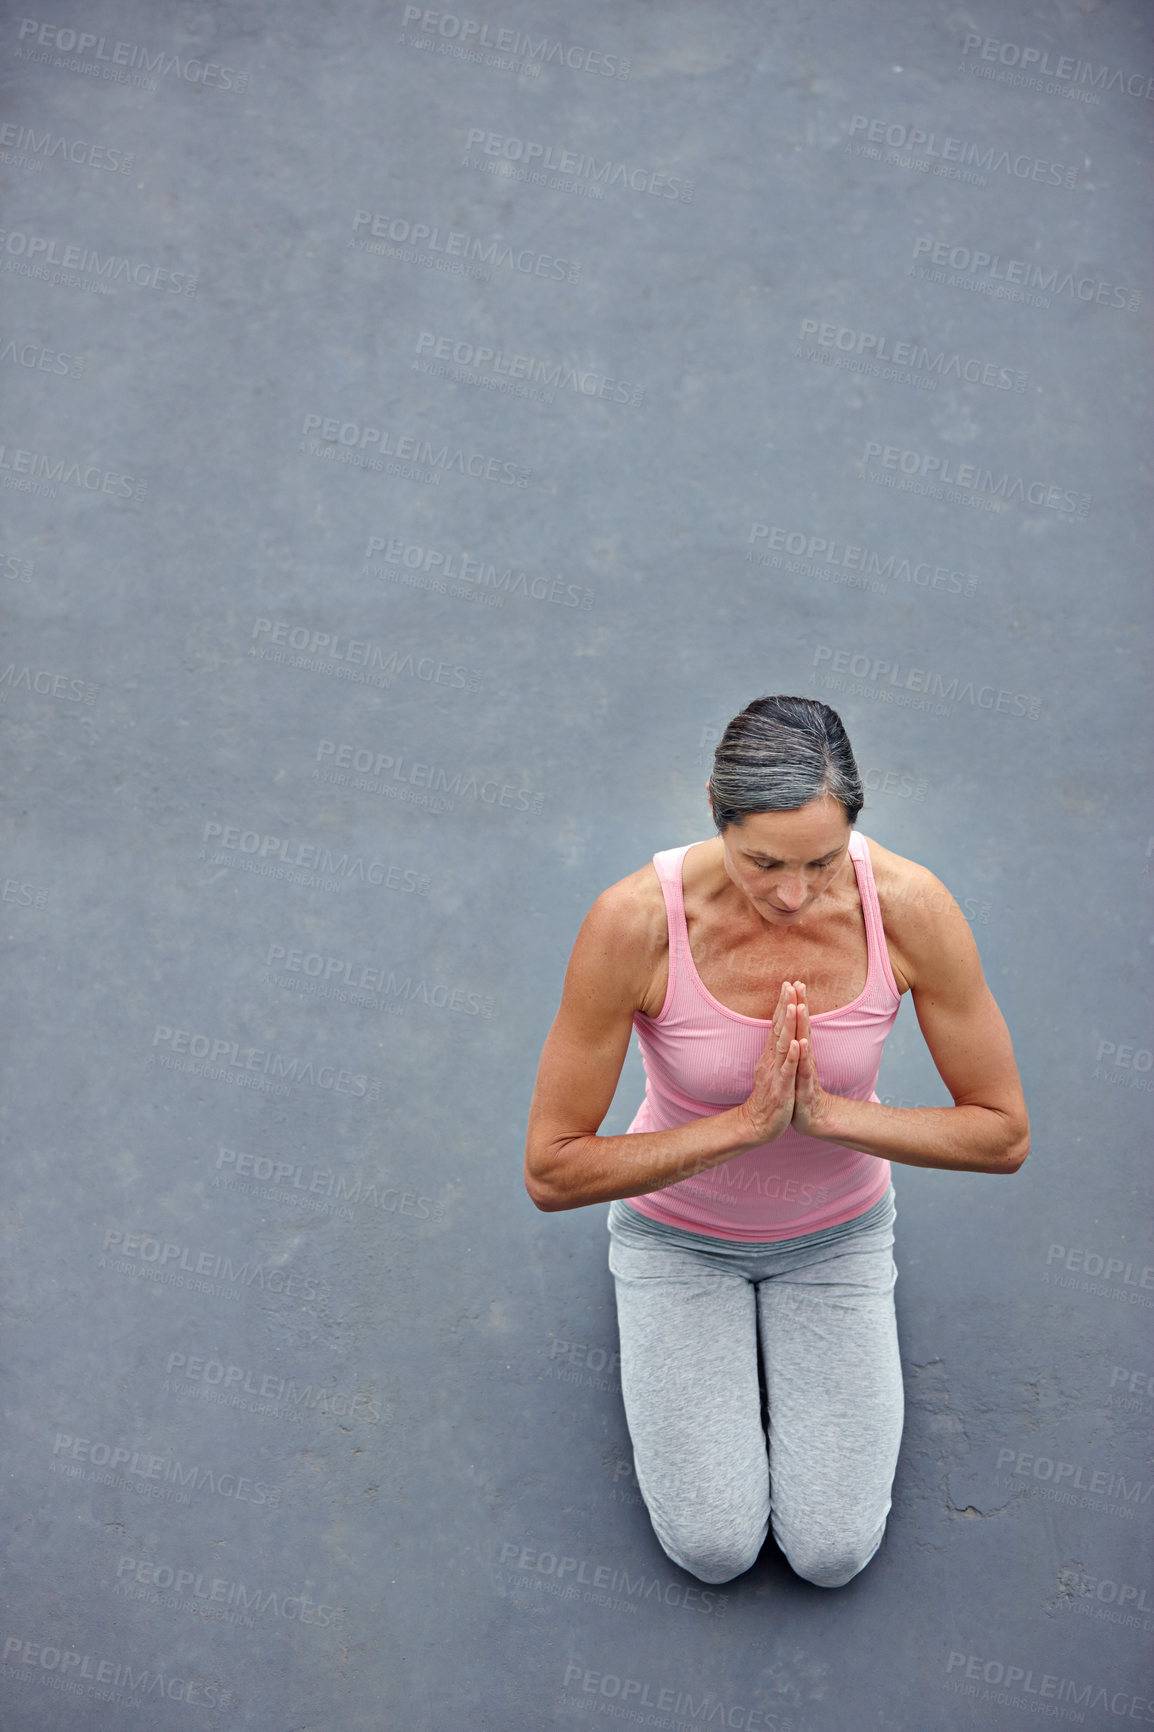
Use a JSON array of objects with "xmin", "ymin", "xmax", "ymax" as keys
[{"xmin": 738, "ymin": 979, "xmax": 834, "ymax": 1143}]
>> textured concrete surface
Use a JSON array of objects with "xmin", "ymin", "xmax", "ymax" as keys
[{"xmin": 1, "ymin": 2, "xmax": 1151, "ymax": 1728}]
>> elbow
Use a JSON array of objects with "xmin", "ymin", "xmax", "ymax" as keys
[
  {"xmin": 524, "ymin": 1170, "xmax": 554, "ymax": 1211},
  {"xmin": 999, "ymin": 1126, "xmax": 1030, "ymax": 1174},
  {"xmin": 528, "ymin": 1185, "xmax": 575, "ymax": 1213},
  {"xmin": 525, "ymin": 1130, "xmax": 588, "ymax": 1211},
  {"xmin": 523, "ymin": 1151, "xmax": 568, "ymax": 1212},
  {"xmin": 973, "ymin": 1102, "xmax": 1028, "ymax": 1174}
]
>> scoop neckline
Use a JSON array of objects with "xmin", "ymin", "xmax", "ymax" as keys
[{"xmin": 676, "ymin": 834, "xmax": 873, "ymax": 1025}]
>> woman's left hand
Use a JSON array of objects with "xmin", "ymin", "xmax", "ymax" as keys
[{"xmin": 790, "ymin": 987, "xmax": 835, "ymax": 1138}]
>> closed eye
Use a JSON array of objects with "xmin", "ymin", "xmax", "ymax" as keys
[{"xmin": 751, "ymin": 858, "xmax": 835, "ymax": 871}]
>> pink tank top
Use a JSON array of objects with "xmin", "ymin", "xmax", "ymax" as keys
[{"xmin": 623, "ymin": 830, "xmax": 901, "ymax": 1241}]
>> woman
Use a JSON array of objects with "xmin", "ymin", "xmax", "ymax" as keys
[{"xmin": 523, "ymin": 695, "xmax": 1029, "ymax": 1590}]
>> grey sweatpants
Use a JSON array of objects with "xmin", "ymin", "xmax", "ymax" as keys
[{"xmin": 606, "ymin": 1184, "xmax": 903, "ymax": 1589}]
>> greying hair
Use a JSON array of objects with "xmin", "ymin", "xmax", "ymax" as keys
[{"xmin": 707, "ymin": 696, "xmax": 864, "ymax": 831}]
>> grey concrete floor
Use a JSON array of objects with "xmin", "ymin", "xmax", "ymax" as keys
[{"xmin": 1, "ymin": 2, "xmax": 1151, "ymax": 1728}]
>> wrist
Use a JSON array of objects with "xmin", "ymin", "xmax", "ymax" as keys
[
  {"xmin": 796, "ymin": 1091, "xmax": 843, "ymax": 1142},
  {"xmin": 727, "ymin": 1102, "xmax": 779, "ymax": 1153}
]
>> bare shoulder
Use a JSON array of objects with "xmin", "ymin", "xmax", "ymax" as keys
[
  {"xmin": 562, "ymin": 860, "xmax": 669, "ymax": 1017},
  {"xmin": 590, "ymin": 862, "xmax": 668, "ymax": 964},
  {"xmin": 861, "ymin": 834, "xmax": 972, "ymax": 994}
]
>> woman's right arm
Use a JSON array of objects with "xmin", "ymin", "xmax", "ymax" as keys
[{"xmin": 523, "ymin": 880, "xmax": 802, "ymax": 1212}]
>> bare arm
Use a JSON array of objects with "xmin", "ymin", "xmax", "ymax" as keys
[
  {"xmin": 791, "ymin": 866, "xmax": 1030, "ymax": 1174},
  {"xmin": 523, "ymin": 880, "xmax": 803, "ymax": 1212}
]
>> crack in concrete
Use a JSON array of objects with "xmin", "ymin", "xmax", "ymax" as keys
[{"xmin": 945, "ymin": 1489, "xmax": 1022, "ymax": 1519}]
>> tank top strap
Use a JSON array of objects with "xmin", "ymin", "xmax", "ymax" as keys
[
  {"xmin": 648, "ymin": 844, "xmax": 696, "ymax": 1022},
  {"xmin": 848, "ymin": 831, "xmax": 901, "ymax": 1004}
]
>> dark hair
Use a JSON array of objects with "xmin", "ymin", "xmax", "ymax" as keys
[{"xmin": 707, "ymin": 696, "xmax": 864, "ymax": 831}]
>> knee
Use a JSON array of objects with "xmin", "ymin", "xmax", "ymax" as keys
[
  {"xmin": 783, "ymin": 1528, "xmax": 884, "ymax": 1589},
  {"xmin": 652, "ymin": 1515, "xmax": 765, "ymax": 1584}
]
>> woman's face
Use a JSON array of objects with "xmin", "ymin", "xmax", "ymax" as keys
[{"xmin": 716, "ymin": 795, "xmax": 852, "ymax": 923}]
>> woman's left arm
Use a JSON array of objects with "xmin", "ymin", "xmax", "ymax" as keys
[{"xmin": 791, "ymin": 867, "xmax": 1030, "ymax": 1175}]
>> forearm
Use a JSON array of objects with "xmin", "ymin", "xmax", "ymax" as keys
[
  {"xmin": 806, "ymin": 1094, "xmax": 1026, "ymax": 1173},
  {"xmin": 529, "ymin": 1107, "xmax": 765, "ymax": 1211}
]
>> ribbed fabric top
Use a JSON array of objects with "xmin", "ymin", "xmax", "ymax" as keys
[{"xmin": 622, "ymin": 829, "xmax": 901, "ymax": 1241}]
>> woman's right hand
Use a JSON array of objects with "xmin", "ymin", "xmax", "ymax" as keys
[{"xmin": 736, "ymin": 980, "xmax": 803, "ymax": 1145}]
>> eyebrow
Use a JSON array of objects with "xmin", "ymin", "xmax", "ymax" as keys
[{"xmin": 742, "ymin": 848, "xmax": 842, "ymax": 866}]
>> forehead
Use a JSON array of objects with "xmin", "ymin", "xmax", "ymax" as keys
[{"xmin": 730, "ymin": 801, "xmax": 850, "ymax": 861}]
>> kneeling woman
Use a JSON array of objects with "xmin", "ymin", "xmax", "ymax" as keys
[{"xmin": 524, "ymin": 695, "xmax": 1029, "ymax": 1589}]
